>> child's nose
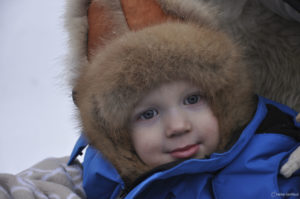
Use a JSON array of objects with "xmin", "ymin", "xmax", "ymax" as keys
[{"xmin": 165, "ymin": 111, "xmax": 192, "ymax": 138}]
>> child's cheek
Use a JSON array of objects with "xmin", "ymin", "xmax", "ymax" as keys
[{"xmin": 131, "ymin": 122, "xmax": 164, "ymax": 166}]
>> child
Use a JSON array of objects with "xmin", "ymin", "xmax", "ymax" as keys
[{"xmin": 69, "ymin": 22, "xmax": 300, "ymax": 198}]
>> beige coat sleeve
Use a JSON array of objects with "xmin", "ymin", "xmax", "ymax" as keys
[{"xmin": 0, "ymin": 157, "xmax": 86, "ymax": 199}]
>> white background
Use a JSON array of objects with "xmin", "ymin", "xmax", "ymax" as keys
[{"xmin": 0, "ymin": 0, "xmax": 80, "ymax": 174}]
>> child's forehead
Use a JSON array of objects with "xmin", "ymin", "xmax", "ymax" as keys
[
  {"xmin": 136, "ymin": 80, "xmax": 201, "ymax": 104},
  {"xmin": 150, "ymin": 80, "xmax": 200, "ymax": 93}
]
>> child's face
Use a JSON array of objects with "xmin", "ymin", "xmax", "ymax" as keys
[{"xmin": 130, "ymin": 81, "xmax": 220, "ymax": 167}]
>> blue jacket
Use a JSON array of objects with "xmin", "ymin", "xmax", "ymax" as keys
[{"xmin": 69, "ymin": 96, "xmax": 300, "ymax": 199}]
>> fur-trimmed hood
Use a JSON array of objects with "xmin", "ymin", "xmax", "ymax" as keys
[
  {"xmin": 65, "ymin": 0, "xmax": 300, "ymax": 186},
  {"xmin": 74, "ymin": 21, "xmax": 255, "ymax": 185}
]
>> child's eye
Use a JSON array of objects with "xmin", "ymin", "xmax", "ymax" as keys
[
  {"xmin": 138, "ymin": 109, "xmax": 158, "ymax": 120},
  {"xmin": 184, "ymin": 94, "xmax": 201, "ymax": 105}
]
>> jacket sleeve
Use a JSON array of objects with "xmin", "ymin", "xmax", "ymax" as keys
[{"xmin": 0, "ymin": 157, "xmax": 86, "ymax": 199}]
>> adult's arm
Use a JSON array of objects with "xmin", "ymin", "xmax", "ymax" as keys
[{"xmin": 0, "ymin": 157, "xmax": 86, "ymax": 199}]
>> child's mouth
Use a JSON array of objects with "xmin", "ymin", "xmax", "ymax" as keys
[{"xmin": 170, "ymin": 144, "xmax": 199, "ymax": 159}]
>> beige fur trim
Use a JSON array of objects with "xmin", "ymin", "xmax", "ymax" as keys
[
  {"xmin": 156, "ymin": 0, "xmax": 219, "ymax": 26},
  {"xmin": 64, "ymin": 0, "xmax": 90, "ymax": 86}
]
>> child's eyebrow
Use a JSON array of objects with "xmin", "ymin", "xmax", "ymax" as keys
[{"xmin": 133, "ymin": 96, "xmax": 160, "ymax": 111}]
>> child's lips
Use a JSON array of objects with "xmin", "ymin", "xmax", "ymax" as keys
[{"xmin": 170, "ymin": 144, "xmax": 199, "ymax": 159}]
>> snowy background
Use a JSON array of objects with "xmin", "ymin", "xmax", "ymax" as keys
[{"xmin": 0, "ymin": 0, "xmax": 80, "ymax": 174}]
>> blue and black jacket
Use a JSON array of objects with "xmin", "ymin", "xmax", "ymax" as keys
[{"xmin": 69, "ymin": 96, "xmax": 300, "ymax": 199}]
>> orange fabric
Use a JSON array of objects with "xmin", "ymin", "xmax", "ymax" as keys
[
  {"xmin": 87, "ymin": 1, "xmax": 114, "ymax": 58},
  {"xmin": 120, "ymin": 0, "xmax": 174, "ymax": 31},
  {"xmin": 87, "ymin": 0, "xmax": 176, "ymax": 57}
]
